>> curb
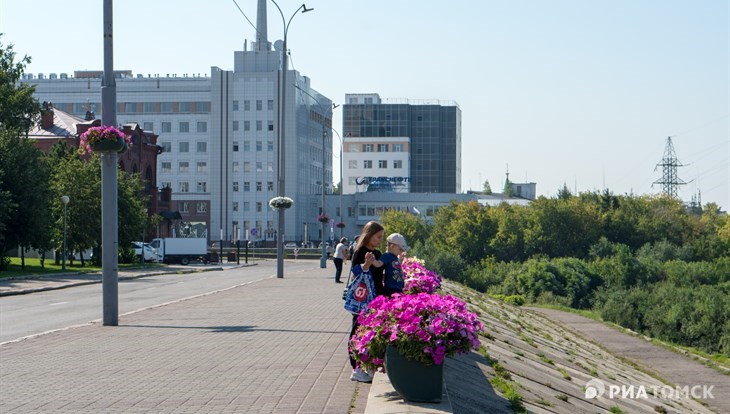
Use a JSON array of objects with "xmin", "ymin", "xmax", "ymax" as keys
[{"xmin": 0, "ymin": 263, "xmax": 257, "ymax": 297}]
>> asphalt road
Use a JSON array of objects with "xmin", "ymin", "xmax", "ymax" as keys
[{"xmin": 0, "ymin": 260, "xmax": 324, "ymax": 343}]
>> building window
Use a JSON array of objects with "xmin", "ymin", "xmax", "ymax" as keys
[
  {"xmin": 197, "ymin": 122, "xmax": 207, "ymax": 133},
  {"xmin": 364, "ymin": 160, "xmax": 372, "ymax": 169},
  {"xmin": 233, "ymin": 162, "xmax": 239, "ymax": 172},
  {"xmin": 197, "ymin": 142, "xmax": 207, "ymax": 152},
  {"xmin": 244, "ymin": 162, "xmax": 251, "ymax": 172},
  {"xmin": 256, "ymin": 182, "xmax": 262, "ymax": 191},
  {"xmin": 392, "ymin": 144, "xmax": 404, "ymax": 152},
  {"xmin": 267, "ymin": 181, "xmax": 274, "ymax": 191},
  {"xmin": 233, "ymin": 100, "xmax": 239, "ymax": 111},
  {"xmin": 244, "ymin": 202, "xmax": 250, "ymax": 211},
  {"xmin": 377, "ymin": 144, "xmax": 388, "ymax": 152},
  {"xmin": 179, "ymin": 122, "xmax": 189, "ymax": 133},
  {"xmin": 268, "ymin": 121, "xmax": 274, "ymax": 131},
  {"xmin": 256, "ymin": 202, "xmax": 262, "ymax": 212},
  {"xmin": 348, "ymin": 160, "xmax": 357, "ymax": 168},
  {"xmin": 267, "ymin": 162, "xmax": 273, "ymax": 172},
  {"xmin": 161, "ymin": 141, "xmax": 171, "ymax": 153},
  {"xmin": 243, "ymin": 141, "xmax": 251, "ymax": 151},
  {"xmin": 363, "ymin": 144, "xmax": 373, "ymax": 152},
  {"xmin": 233, "ymin": 141, "xmax": 239, "ymax": 152},
  {"xmin": 179, "ymin": 162, "xmax": 189, "ymax": 173},
  {"xmin": 267, "ymin": 100, "xmax": 274, "ymax": 110},
  {"xmin": 243, "ymin": 182, "xmax": 250, "ymax": 192},
  {"xmin": 348, "ymin": 207, "xmax": 355, "ymax": 217},
  {"xmin": 256, "ymin": 120, "xmax": 262, "ymax": 131},
  {"xmin": 244, "ymin": 121, "xmax": 250, "ymax": 131},
  {"xmin": 256, "ymin": 141, "xmax": 262, "ymax": 151},
  {"xmin": 232, "ymin": 182, "xmax": 239, "ymax": 192},
  {"xmin": 179, "ymin": 142, "xmax": 189, "ymax": 153},
  {"xmin": 179, "ymin": 102, "xmax": 191, "ymax": 112},
  {"xmin": 256, "ymin": 162, "xmax": 263, "ymax": 172},
  {"xmin": 161, "ymin": 122, "xmax": 171, "ymax": 133},
  {"xmin": 233, "ymin": 121, "xmax": 239, "ymax": 131},
  {"xmin": 349, "ymin": 144, "xmax": 359, "ymax": 152},
  {"xmin": 196, "ymin": 162, "xmax": 207, "ymax": 172},
  {"xmin": 244, "ymin": 100, "xmax": 250, "ymax": 111},
  {"xmin": 161, "ymin": 162, "xmax": 171, "ymax": 173},
  {"xmin": 267, "ymin": 141, "xmax": 274, "ymax": 151},
  {"xmin": 143, "ymin": 122, "xmax": 154, "ymax": 131},
  {"xmin": 256, "ymin": 100, "xmax": 262, "ymax": 111},
  {"xmin": 233, "ymin": 202, "xmax": 239, "ymax": 212},
  {"xmin": 379, "ymin": 160, "xmax": 388, "ymax": 168},
  {"xmin": 197, "ymin": 182, "xmax": 207, "ymax": 193},
  {"xmin": 179, "ymin": 201, "xmax": 189, "ymax": 212},
  {"xmin": 195, "ymin": 202, "xmax": 206, "ymax": 213},
  {"xmin": 394, "ymin": 160, "xmax": 403, "ymax": 169},
  {"xmin": 160, "ymin": 102, "xmax": 173, "ymax": 113},
  {"xmin": 179, "ymin": 182, "xmax": 189, "ymax": 193}
]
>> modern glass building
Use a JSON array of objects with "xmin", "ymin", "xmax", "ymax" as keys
[{"xmin": 343, "ymin": 93, "xmax": 461, "ymax": 194}]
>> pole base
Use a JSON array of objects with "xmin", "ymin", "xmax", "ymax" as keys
[{"xmin": 320, "ymin": 257, "xmax": 327, "ymax": 268}]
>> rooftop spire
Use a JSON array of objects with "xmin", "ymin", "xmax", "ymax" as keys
[{"xmin": 256, "ymin": 0, "xmax": 271, "ymax": 51}]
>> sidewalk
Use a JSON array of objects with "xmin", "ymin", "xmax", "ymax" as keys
[{"xmin": 0, "ymin": 262, "xmax": 371, "ymax": 413}]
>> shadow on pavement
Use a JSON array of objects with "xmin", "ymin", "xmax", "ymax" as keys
[
  {"xmin": 445, "ymin": 351, "xmax": 514, "ymax": 414},
  {"xmin": 121, "ymin": 324, "xmax": 348, "ymax": 334}
]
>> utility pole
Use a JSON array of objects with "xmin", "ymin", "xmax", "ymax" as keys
[{"xmin": 653, "ymin": 136, "xmax": 688, "ymax": 198}]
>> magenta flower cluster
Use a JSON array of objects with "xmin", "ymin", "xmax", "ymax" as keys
[
  {"xmin": 316, "ymin": 213, "xmax": 330, "ymax": 223},
  {"xmin": 350, "ymin": 292, "xmax": 484, "ymax": 372},
  {"xmin": 78, "ymin": 126, "xmax": 131, "ymax": 155},
  {"xmin": 401, "ymin": 257, "xmax": 443, "ymax": 294}
]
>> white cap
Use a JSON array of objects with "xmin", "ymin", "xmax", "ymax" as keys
[{"xmin": 387, "ymin": 233, "xmax": 409, "ymax": 251}]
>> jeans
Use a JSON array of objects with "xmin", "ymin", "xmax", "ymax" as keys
[{"xmin": 333, "ymin": 258, "xmax": 344, "ymax": 282}]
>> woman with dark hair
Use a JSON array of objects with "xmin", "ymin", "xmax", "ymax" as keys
[{"xmin": 347, "ymin": 221, "xmax": 385, "ymax": 383}]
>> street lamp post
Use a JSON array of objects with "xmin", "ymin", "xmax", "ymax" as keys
[
  {"xmin": 271, "ymin": 0, "xmax": 312, "ymax": 278},
  {"xmin": 61, "ymin": 196, "xmax": 70, "ymax": 270},
  {"xmin": 331, "ymin": 129, "xmax": 343, "ymax": 238},
  {"xmin": 293, "ymin": 84, "xmax": 336, "ymax": 268}
]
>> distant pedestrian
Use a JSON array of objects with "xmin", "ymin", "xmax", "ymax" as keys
[
  {"xmin": 347, "ymin": 221, "xmax": 385, "ymax": 383},
  {"xmin": 333, "ymin": 237, "xmax": 349, "ymax": 283}
]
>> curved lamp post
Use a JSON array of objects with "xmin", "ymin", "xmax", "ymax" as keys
[
  {"xmin": 271, "ymin": 0, "xmax": 313, "ymax": 278},
  {"xmin": 293, "ymin": 84, "xmax": 337, "ymax": 268},
  {"xmin": 331, "ymin": 128, "xmax": 344, "ymax": 238},
  {"xmin": 61, "ymin": 195, "xmax": 70, "ymax": 270}
]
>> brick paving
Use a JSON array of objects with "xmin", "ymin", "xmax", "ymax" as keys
[{"xmin": 0, "ymin": 263, "xmax": 370, "ymax": 413}]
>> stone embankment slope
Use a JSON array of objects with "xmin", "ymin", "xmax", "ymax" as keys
[{"xmin": 442, "ymin": 281, "xmax": 718, "ymax": 414}]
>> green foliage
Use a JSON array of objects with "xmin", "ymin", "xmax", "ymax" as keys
[
  {"xmin": 378, "ymin": 208, "xmax": 429, "ymax": 249},
  {"xmin": 0, "ymin": 35, "xmax": 40, "ymax": 132},
  {"xmin": 428, "ymin": 200, "xmax": 496, "ymax": 264}
]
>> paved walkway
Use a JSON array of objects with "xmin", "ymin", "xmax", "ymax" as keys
[
  {"xmin": 0, "ymin": 262, "xmax": 371, "ymax": 413},
  {"xmin": 528, "ymin": 308, "xmax": 730, "ymax": 414}
]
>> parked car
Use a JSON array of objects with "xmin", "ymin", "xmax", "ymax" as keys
[
  {"xmin": 284, "ymin": 242, "xmax": 298, "ymax": 249},
  {"xmin": 132, "ymin": 242, "xmax": 162, "ymax": 262}
]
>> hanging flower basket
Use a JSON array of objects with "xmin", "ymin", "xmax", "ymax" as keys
[
  {"xmin": 317, "ymin": 213, "xmax": 330, "ymax": 224},
  {"xmin": 335, "ymin": 221, "xmax": 346, "ymax": 229},
  {"xmin": 269, "ymin": 196, "xmax": 294, "ymax": 210},
  {"xmin": 79, "ymin": 126, "xmax": 131, "ymax": 155}
]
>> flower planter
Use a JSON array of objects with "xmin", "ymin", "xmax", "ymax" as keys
[
  {"xmin": 385, "ymin": 345, "xmax": 444, "ymax": 403},
  {"xmin": 91, "ymin": 137, "xmax": 125, "ymax": 153}
]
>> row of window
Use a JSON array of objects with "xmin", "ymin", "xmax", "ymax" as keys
[
  {"xmin": 348, "ymin": 160, "xmax": 403, "ymax": 169},
  {"xmin": 178, "ymin": 201, "xmax": 208, "ymax": 213},
  {"xmin": 233, "ymin": 120, "xmax": 275, "ymax": 132},
  {"xmin": 161, "ymin": 182, "xmax": 209, "ymax": 193},
  {"xmin": 349, "ymin": 143, "xmax": 404, "ymax": 153},
  {"xmin": 147, "ymin": 121, "xmax": 208, "ymax": 134},
  {"xmin": 232, "ymin": 141, "xmax": 274, "ymax": 152},
  {"xmin": 231, "ymin": 220, "xmax": 275, "ymax": 232},
  {"xmin": 160, "ymin": 161, "xmax": 276, "ymax": 174},
  {"xmin": 233, "ymin": 100, "xmax": 275, "ymax": 111},
  {"xmin": 232, "ymin": 181, "xmax": 275, "ymax": 192},
  {"xmin": 158, "ymin": 140, "xmax": 276, "ymax": 153},
  {"xmin": 231, "ymin": 202, "xmax": 272, "ymax": 213}
]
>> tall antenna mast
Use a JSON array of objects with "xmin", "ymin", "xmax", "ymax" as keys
[{"xmin": 653, "ymin": 136, "xmax": 687, "ymax": 198}]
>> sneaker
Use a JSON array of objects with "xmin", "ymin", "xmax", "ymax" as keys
[{"xmin": 349, "ymin": 368, "xmax": 373, "ymax": 383}]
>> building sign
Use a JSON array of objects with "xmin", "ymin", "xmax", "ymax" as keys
[{"xmin": 355, "ymin": 176, "xmax": 411, "ymax": 193}]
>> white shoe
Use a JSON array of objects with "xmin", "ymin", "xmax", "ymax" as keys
[{"xmin": 350, "ymin": 368, "xmax": 373, "ymax": 383}]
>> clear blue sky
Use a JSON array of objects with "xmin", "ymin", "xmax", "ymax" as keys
[{"xmin": 2, "ymin": 0, "xmax": 728, "ymax": 210}]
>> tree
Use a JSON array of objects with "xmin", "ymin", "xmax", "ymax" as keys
[
  {"xmin": 0, "ymin": 129, "xmax": 52, "ymax": 269},
  {"xmin": 379, "ymin": 209, "xmax": 429, "ymax": 250},
  {"xmin": 483, "ymin": 179, "xmax": 492, "ymax": 195},
  {"xmin": 428, "ymin": 201, "xmax": 497, "ymax": 264},
  {"xmin": 0, "ymin": 36, "xmax": 40, "ymax": 132}
]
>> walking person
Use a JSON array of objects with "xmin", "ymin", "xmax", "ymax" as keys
[
  {"xmin": 347, "ymin": 221, "xmax": 385, "ymax": 382},
  {"xmin": 333, "ymin": 237, "xmax": 349, "ymax": 283}
]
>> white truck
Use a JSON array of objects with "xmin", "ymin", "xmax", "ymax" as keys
[{"xmin": 149, "ymin": 238, "xmax": 208, "ymax": 265}]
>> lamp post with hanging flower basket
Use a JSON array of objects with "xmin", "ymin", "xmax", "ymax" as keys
[
  {"xmin": 317, "ymin": 213, "xmax": 330, "ymax": 268},
  {"xmin": 79, "ymin": 125, "xmax": 132, "ymax": 155}
]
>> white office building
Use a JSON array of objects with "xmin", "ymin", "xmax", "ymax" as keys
[{"xmin": 21, "ymin": 2, "xmax": 333, "ymax": 245}]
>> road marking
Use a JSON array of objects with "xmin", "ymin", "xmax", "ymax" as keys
[{"xmin": 49, "ymin": 302, "xmax": 68, "ymax": 306}]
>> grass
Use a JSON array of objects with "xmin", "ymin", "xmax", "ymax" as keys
[
  {"xmin": 537, "ymin": 352, "xmax": 554, "ymax": 365},
  {"xmin": 1, "ymin": 257, "xmax": 165, "ymax": 278},
  {"xmin": 555, "ymin": 394, "xmax": 569, "ymax": 402},
  {"xmin": 609, "ymin": 406, "xmax": 624, "ymax": 414},
  {"xmin": 489, "ymin": 377, "xmax": 526, "ymax": 413},
  {"xmin": 558, "ymin": 368, "xmax": 572, "ymax": 381}
]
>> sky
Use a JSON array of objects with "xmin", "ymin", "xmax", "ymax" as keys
[{"xmin": 1, "ymin": 0, "xmax": 728, "ymax": 210}]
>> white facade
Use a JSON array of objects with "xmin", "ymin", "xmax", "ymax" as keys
[
  {"xmin": 343, "ymin": 137, "xmax": 410, "ymax": 194},
  {"xmin": 23, "ymin": 54, "xmax": 332, "ymax": 244}
]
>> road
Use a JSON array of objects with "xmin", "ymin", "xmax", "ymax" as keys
[{"xmin": 0, "ymin": 260, "xmax": 322, "ymax": 343}]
